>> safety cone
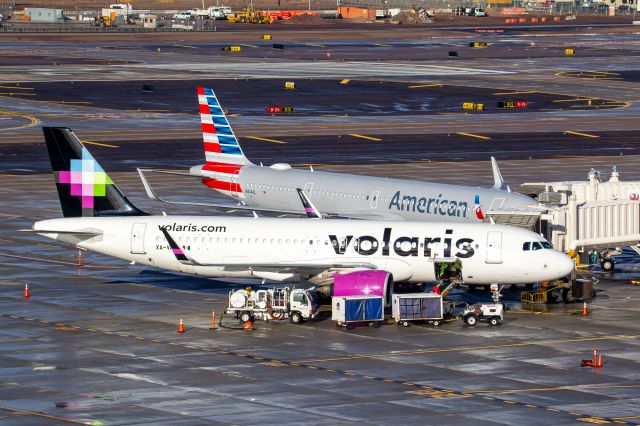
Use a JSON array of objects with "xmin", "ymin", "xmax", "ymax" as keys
[
  {"xmin": 77, "ymin": 249, "xmax": 83, "ymax": 267},
  {"xmin": 593, "ymin": 348, "xmax": 597, "ymax": 365},
  {"xmin": 23, "ymin": 283, "xmax": 30, "ymax": 299},
  {"xmin": 177, "ymin": 318, "xmax": 185, "ymax": 334},
  {"xmin": 583, "ymin": 301, "xmax": 588, "ymax": 316},
  {"xmin": 598, "ymin": 354, "xmax": 604, "ymax": 367},
  {"xmin": 210, "ymin": 308, "xmax": 216, "ymax": 331},
  {"xmin": 243, "ymin": 320, "xmax": 253, "ymax": 331}
]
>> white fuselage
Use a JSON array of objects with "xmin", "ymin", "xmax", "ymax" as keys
[
  {"xmin": 34, "ymin": 216, "xmax": 574, "ymax": 284},
  {"xmin": 195, "ymin": 164, "xmax": 535, "ymax": 222}
]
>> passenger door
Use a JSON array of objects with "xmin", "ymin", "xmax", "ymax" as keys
[
  {"xmin": 131, "ymin": 223, "xmax": 147, "ymax": 254},
  {"xmin": 485, "ymin": 231, "xmax": 502, "ymax": 264},
  {"xmin": 370, "ymin": 190, "xmax": 380, "ymax": 209},
  {"xmin": 230, "ymin": 172, "xmax": 240, "ymax": 197}
]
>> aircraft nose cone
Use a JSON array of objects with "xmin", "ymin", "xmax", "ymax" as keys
[{"xmin": 557, "ymin": 252, "xmax": 575, "ymax": 277}]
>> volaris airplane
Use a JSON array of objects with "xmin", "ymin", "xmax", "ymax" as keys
[{"xmin": 33, "ymin": 127, "xmax": 573, "ymax": 300}]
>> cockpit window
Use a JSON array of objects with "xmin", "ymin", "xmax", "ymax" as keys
[
  {"xmin": 522, "ymin": 242, "xmax": 531, "ymax": 251},
  {"xmin": 541, "ymin": 241, "xmax": 553, "ymax": 249},
  {"xmin": 532, "ymin": 242, "xmax": 543, "ymax": 251}
]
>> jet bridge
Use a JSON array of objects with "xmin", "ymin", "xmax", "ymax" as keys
[{"xmin": 521, "ymin": 166, "xmax": 640, "ymax": 253}]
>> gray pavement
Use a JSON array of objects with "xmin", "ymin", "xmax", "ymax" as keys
[{"xmin": 1, "ymin": 25, "xmax": 640, "ymax": 425}]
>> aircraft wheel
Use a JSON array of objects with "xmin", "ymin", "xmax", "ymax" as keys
[{"xmin": 562, "ymin": 288, "xmax": 575, "ymax": 303}]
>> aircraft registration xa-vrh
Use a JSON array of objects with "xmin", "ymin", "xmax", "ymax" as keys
[
  {"xmin": 33, "ymin": 128, "xmax": 573, "ymax": 300},
  {"xmin": 139, "ymin": 87, "xmax": 539, "ymax": 226}
]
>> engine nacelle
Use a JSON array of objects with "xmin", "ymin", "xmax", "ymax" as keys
[{"xmin": 333, "ymin": 270, "xmax": 394, "ymax": 307}]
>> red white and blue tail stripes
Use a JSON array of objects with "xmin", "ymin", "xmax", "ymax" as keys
[{"xmin": 196, "ymin": 87, "xmax": 250, "ymax": 195}]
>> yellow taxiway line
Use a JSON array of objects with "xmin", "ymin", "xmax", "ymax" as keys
[
  {"xmin": 244, "ymin": 136, "xmax": 287, "ymax": 144},
  {"xmin": 409, "ymin": 83, "xmax": 444, "ymax": 89},
  {"xmin": 564, "ymin": 130, "xmax": 599, "ymax": 138},
  {"xmin": 457, "ymin": 132, "xmax": 491, "ymax": 140},
  {"xmin": 349, "ymin": 133, "xmax": 382, "ymax": 141},
  {"xmin": 82, "ymin": 140, "xmax": 120, "ymax": 148}
]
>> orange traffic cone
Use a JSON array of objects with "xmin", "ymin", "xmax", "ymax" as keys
[
  {"xmin": 593, "ymin": 348, "xmax": 597, "ymax": 365},
  {"xmin": 243, "ymin": 320, "xmax": 253, "ymax": 331},
  {"xmin": 598, "ymin": 354, "xmax": 603, "ymax": 367},
  {"xmin": 583, "ymin": 301, "xmax": 588, "ymax": 316},
  {"xmin": 177, "ymin": 318, "xmax": 185, "ymax": 333},
  {"xmin": 77, "ymin": 249, "xmax": 83, "ymax": 267},
  {"xmin": 210, "ymin": 308, "xmax": 216, "ymax": 330},
  {"xmin": 23, "ymin": 283, "xmax": 30, "ymax": 299}
]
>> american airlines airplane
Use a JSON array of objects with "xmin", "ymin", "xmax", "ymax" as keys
[
  {"xmin": 33, "ymin": 127, "xmax": 573, "ymax": 297},
  {"xmin": 139, "ymin": 87, "xmax": 538, "ymax": 225}
]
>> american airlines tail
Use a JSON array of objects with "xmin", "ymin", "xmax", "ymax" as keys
[
  {"xmin": 42, "ymin": 127, "xmax": 146, "ymax": 218},
  {"xmin": 189, "ymin": 87, "xmax": 253, "ymax": 198}
]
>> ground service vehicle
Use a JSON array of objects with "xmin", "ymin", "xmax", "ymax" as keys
[
  {"xmin": 227, "ymin": 8, "xmax": 272, "ymax": 24},
  {"xmin": 392, "ymin": 293, "xmax": 445, "ymax": 327},
  {"xmin": 225, "ymin": 287, "xmax": 316, "ymax": 324},
  {"xmin": 93, "ymin": 15, "xmax": 114, "ymax": 27},
  {"xmin": 461, "ymin": 284, "xmax": 504, "ymax": 326},
  {"xmin": 465, "ymin": 7, "xmax": 487, "ymax": 16},
  {"xmin": 332, "ymin": 296, "xmax": 384, "ymax": 329}
]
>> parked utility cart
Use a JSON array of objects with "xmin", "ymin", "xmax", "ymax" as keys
[
  {"xmin": 392, "ymin": 292, "xmax": 446, "ymax": 327},
  {"xmin": 332, "ymin": 295, "xmax": 384, "ymax": 329},
  {"xmin": 461, "ymin": 284, "xmax": 504, "ymax": 326},
  {"xmin": 225, "ymin": 287, "xmax": 317, "ymax": 324}
]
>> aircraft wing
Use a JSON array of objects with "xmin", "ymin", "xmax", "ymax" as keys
[
  {"xmin": 159, "ymin": 227, "xmax": 374, "ymax": 273},
  {"xmin": 21, "ymin": 228, "xmax": 103, "ymax": 236},
  {"xmin": 137, "ymin": 168, "xmax": 308, "ymax": 216}
]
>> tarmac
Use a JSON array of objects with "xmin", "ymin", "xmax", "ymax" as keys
[{"xmin": 1, "ymin": 20, "xmax": 640, "ymax": 425}]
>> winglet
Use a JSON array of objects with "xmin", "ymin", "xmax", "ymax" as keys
[
  {"xmin": 491, "ymin": 157, "xmax": 505, "ymax": 190},
  {"xmin": 296, "ymin": 188, "xmax": 323, "ymax": 219},
  {"xmin": 160, "ymin": 226, "xmax": 194, "ymax": 264},
  {"xmin": 137, "ymin": 169, "xmax": 160, "ymax": 201}
]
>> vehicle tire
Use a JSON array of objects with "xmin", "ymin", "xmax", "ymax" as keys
[
  {"xmin": 346, "ymin": 324, "xmax": 353, "ymax": 330},
  {"xmin": 240, "ymin": 312, "xmax": 252, "ymax": 323},
  {"xmin": 374, "ymin": 322, "xmax": 381, "ymax": 328},
  {"xmin": 402, "ymin": 321, "xmax": 410, "ymax": 327},
  {"xmin": 290, "ymin": 312, "xmax": 302, "ymax": 324},
  {"xmin": 547, "ymin": 289, "xmax": 560, "ymax": 303},
  {"xmin": 562, "ymin": 288, "xmax": 575, "ymax": 303},
  {"xmin": 464, "ymin": 314, "xmax": 478, "ymax": 326},
  {"xmin": 432, "ymin": 320, "xmax": 440, "ymax": 327},
  {"xmin": 489, "ymin": 317, "xmax": 499, "ymax": 326},
  {"xmin": 601, "ymin": 260, "xmax": 614, "ymax": 272}
]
